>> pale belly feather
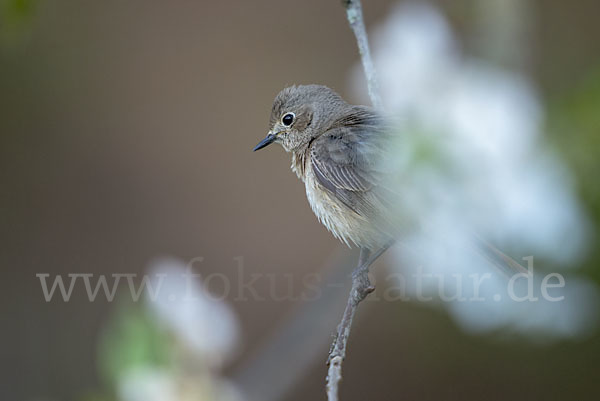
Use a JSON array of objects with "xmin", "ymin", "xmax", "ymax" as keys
[{"xmin": 303, "ymin": 162, "xmax": 380, "ymax": 249}]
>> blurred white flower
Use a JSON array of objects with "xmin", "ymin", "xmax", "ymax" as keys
[
  {"xmin": 146, "ymin": 257, "xmax": 240, "ymax": 368},
  {"xmin": 118, "ymin": 366, "xmax": 244, "ymax": 401},
  {"xmin": 118, "ymin": 367, "xmax": 178, "ymax": 401},
  {"xmin": 112, "ymin": 258, "xmax": 246, "ymax": 401},
  {"xmin": 351, "ymin": 2, "xmax": 598, "ymax": 339}
]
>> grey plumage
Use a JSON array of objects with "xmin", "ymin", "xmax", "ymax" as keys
[
  {"xmin": 254, "ymin": 84, "xmax": 527, "ymax": 276},
  {"xmin": 254, "ymin": 85, "xmax": 393, "ymax": 250}
]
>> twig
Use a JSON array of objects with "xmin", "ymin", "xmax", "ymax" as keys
[
  {"xmin": 232, "ymin": 250, "xmax": 357, "ymax": 401},
  {"xmin": 326, "ymin": 3, "xmax": 384, "ymax": 400},
  {"xmin": 326, "ymin": 248, "xmax": 374, "ymax": 401},
  {"xmin": 326, "ymin": 243, "xmax": 391, "ymax": 400},
  {"xmin": 343, "ymin": 0, "xmax": 383, "ymax": 110}
]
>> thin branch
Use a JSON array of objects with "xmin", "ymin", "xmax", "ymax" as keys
[
  {"xmin": 326, "ymin": 3, "xmax": 384, "ymax": 400},
  {"xmin": 326, "ymin": 248, "xmax": 374, "ymax": 401},
  {"xmin": 326, "ymin": 243, "xmax": 391, "ymax": 401},
  {"xmin": 232, "ymin": 250, "xmax": 357, "ymax": 401},
  {"xmin": 343, "ymin": 0, "xmax": 383, "ymax": 110}
]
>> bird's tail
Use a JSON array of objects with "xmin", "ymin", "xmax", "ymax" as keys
[{"xmin": 473, "ymin": 235, "xmax": 529, "ymax": 277}]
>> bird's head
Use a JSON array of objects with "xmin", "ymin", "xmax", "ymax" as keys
[{"xmin": 253, "ymin": 84, "xmax": 348, "ymax": 153}]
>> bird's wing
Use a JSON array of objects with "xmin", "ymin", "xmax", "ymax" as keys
[{"xmin": 309, "ymin": 109, "xmax": 388, "ymax": 217}]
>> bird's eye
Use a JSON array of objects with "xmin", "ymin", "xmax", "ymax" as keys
[{"xmin": 282, "ymin": 112, "xmax": 295, "ymax": 126}]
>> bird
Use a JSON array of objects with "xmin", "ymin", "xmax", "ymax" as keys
[
  {"xmin": 253, "ymin": 85, "xmax": 395, "ymax": 261},
  {"xmin": 253, "ymin": 84, "xmax": 527, "ymax": 277},
  {"xmin": 253, "ymin": 84, "xmax": 405, "ymax": 280}
]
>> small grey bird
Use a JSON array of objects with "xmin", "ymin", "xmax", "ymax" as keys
[
  {"xmin": 253, "ymin": 84, "xmax": 527, "ymax": 276},
  {"xmin": 253, "ymin": 84, "xmax": 393, "ymax": 255}
]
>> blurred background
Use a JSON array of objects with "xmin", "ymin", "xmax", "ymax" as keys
[{"xmin": 2, "ymin": 0, "xmax": 600, "ymax": 400}]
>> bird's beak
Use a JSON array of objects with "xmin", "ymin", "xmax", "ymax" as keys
[{"xmin": 253, "ymin": 132, "xmax": 277, "ymax": 151}]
